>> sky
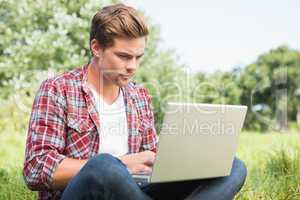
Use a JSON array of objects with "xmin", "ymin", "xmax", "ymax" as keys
[{"xmin": 125, "ymin": 0, "xmax": 300, "ymax": 73}]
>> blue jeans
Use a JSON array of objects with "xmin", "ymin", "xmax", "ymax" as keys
[{"xmin": 61, "ymin": 154, "xmax": 247, "ymax": 200}]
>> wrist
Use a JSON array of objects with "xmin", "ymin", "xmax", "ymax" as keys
[{"xmin": 118, "ymin": 154, "xmax": 127, "ymax": 164}]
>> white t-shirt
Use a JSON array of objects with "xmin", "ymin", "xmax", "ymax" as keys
[{"xmin": 89, "ymin": 87, "xmax": 129, "ymax": 157}]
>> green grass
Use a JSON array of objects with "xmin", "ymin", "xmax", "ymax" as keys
[
  {"xmin": 0, "ymin": 131, "xmax": 37, "ymax": 200},
  {"xmin": 236, "ymin": 131, "xmax": 300, "ymax": 200},
  {"xmin": 0, "ymin": 131, "xmax": 300, "ymax": 200}
]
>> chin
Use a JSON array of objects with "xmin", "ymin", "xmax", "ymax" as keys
[{"xmin": 116, "ymin": 79, "xmax": 130, "ymax": 87}]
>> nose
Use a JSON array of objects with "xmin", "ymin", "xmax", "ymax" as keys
[{"xmin": 126, "ymin": 58, "xmax": 138, "ymax": 72}]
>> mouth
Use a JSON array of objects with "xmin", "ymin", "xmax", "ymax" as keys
[{"xmin": 120, "ymin": 74, "xmax": 131, "ymax": 80}]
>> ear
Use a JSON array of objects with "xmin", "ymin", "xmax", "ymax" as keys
[{"xmin": 90, "ymin": 39, "xmax": 103, "ymax": 58}]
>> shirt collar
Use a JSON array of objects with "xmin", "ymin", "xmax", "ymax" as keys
[{"xmin": 80, "ymin": 63, "xmax": 137, "ymax": 103}]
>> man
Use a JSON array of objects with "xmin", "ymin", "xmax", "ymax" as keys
[{"xmin": 23, "ymin": 4, "xmax": 247, "ymax": 200}]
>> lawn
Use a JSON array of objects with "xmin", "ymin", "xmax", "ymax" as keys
[
  {"xmin": 236, "ymin": 131, "xmax": 300, "ymax": 200},
  {"xmin": 0, "ymin": 131, "xmax": 299, "ymax": 200}
]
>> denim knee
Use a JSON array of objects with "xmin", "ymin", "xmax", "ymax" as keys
[
  {"xmin": 230, "ymin": 157, "xmax": 247, "ymax": 188},
  {"xmin": 81, "ymin": 153, "xmax": 130, "ymax": 186},
  {"xmin": 86, "ymin": 153, "xmax": 125, "ymax": 170}
]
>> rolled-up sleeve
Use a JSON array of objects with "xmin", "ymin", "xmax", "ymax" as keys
[
  {"xmin": 139, "ymin": 88, "xmax": 159, "ymax": 152},
  {"xmin": 23, "ymin": 79, "xmax": 67, "ymax": 190}
]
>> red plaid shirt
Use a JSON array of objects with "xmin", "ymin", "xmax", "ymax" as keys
[{"xmin": 23, "ymin": 64, "xmax": 158, "ymax": 200}]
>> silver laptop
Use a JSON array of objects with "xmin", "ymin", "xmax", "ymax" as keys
[{"xmin": 132, "ymin": 102, "xmax": 247, "ymax": 186}]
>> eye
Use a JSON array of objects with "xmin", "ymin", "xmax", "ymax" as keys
[{"xmin": 118, "ymin": 54, "xmax": 131, "ymax": 60}]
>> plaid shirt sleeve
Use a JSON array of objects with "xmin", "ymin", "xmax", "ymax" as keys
[
  {"xmin": 138, "ymin": 87, "xmax": 158, "ymax": 153},
  {"xmin": 23, "ymin": 79, "xmax": 67, "ymax": 190}
]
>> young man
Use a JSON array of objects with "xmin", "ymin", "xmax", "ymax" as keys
[{"xmin": 23, "ymin": 4, "xmax": 247, "ymax": 200}]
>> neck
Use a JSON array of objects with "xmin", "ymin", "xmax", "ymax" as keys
[{"xmin": 87, "ymin": 58, "xmax": 120, "ymax": 104}]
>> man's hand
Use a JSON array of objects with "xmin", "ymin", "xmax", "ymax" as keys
[
  {"xmin": 52, "ymin": 158, "xmax": 88, "ymax": 190},
  {"xmin": 119, "ymin": 150, "xmax": 156, "ymax": 174}
]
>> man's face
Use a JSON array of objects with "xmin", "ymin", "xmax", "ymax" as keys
[{"xmin": 96, "ymin": 37, "xmax": 146, "ymax": 87}]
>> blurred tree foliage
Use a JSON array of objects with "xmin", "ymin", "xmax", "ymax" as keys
[
  {"xmin": 191, "ymin": 46, "xmax": 300, "ymax": 131},
  {"xmin": 0, "ymin": 0, "xmax": 299, "ymax": 134},
  {"xmin": 0, "ymin": 0, "xmax": 187, "ymax": 133},
  {"xmin": 191, "ymin": 70, "xmax": 242, "ymax": 105},
  {"xmin": 239, "ymin": 46, "xmax": 300, "ymax": 131}
]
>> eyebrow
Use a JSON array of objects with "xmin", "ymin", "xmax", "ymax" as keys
[{"xmin": 115, "ymin": 52, "xmax": 144, "ymax": 57}]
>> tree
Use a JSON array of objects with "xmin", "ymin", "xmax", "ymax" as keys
[
  {"xmin": 191, "ymin": 70, "xmax": 242, "ymax": 105},
  {"xmin": 0, "ymin": 0, "xmax": 186, "ymax": 133},
  {"xmin": 239, "ymin": 46, "xmax": 300, "ymax": 131}
]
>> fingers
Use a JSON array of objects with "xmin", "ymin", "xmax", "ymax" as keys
[
  {"xmin": 130, "ymin": 164, "xmax": 152, "ymax": 174},
  {"xmin": 141, "ymin": 150, "xmax": 156, "ymax": 166},
  {"xmin": 119, "ymin": 151, "xmax": 156, "ymax": 174}
]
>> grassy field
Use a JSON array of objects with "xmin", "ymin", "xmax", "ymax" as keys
[
  {"xmin": 236, "ymin": 131, "xmax": 300, "ymax": 200},
  {"xmin": 0, "ymin": 131, "xmax": 300, "ymax": 200}
]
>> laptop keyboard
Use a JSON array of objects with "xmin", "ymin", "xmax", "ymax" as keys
[{"xmin": 131, "ymin": 173, "xmax": 151, "ymax": 187}]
